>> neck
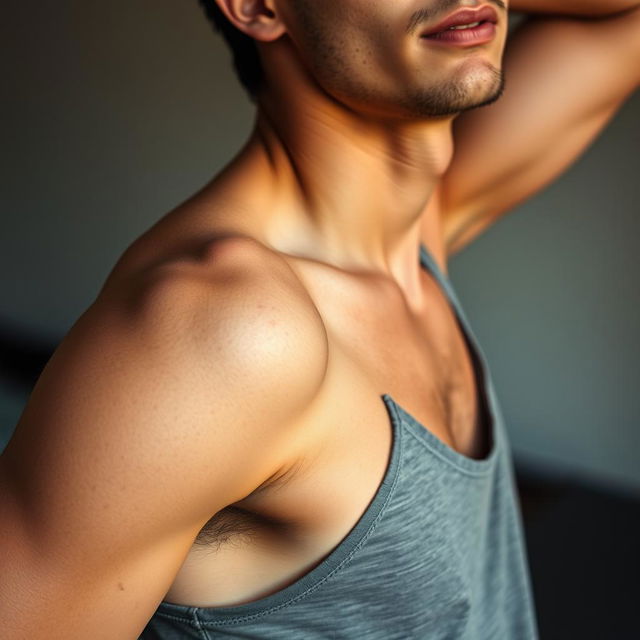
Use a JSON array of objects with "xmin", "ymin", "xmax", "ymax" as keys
[{"xmin": 208, "ymin": 83, "xmax": 456, "ymax": 287}]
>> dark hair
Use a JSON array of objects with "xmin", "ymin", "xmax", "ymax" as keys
[{"xmin": 198, "ymin": 0, "xmax": 265, "ymax": 103}]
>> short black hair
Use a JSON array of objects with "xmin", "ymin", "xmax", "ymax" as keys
[{"xmin": 198, "ymin": 0, "xmax": 265, "ymax": 104}]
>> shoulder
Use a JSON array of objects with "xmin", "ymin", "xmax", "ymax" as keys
[
  {"xmin": 2, "ymin": 234, "xmax": 332, "ymax": 539},
  {"xmin": 110, "ymin": 234, "xmax": 331, "ymax": 419}
]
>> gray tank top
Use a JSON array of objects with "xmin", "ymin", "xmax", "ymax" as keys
[{"xmin": 140, "ymin": 244, "xmax": 539, "ymax": 639}]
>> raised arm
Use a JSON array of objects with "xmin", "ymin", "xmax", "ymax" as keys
[
  {"xmin": 437, "ymin": 1, "xmax": 640, "ymax": 256},
  {"xmin": 509, "ymin": 0, "xmax": 639, "ymax": 17},
  {"xmin": 0, "ymin": 240, "xmax": 329, "ymax": 639}
]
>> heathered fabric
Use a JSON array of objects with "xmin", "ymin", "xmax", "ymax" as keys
[{"xmin": 140, "ymin": 244, "xmax": 539, "ymax": 639}]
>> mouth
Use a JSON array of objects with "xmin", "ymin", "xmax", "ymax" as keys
[{"xmin": 420, "ymin": 6, "xmax": 499, "ymax": 42}]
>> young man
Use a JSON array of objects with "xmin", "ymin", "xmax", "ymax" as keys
[{"xmin": 1, "ymin": 1, "xmax": 638, "ymax": 638}]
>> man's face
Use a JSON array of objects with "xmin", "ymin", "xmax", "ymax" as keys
[{"xmin": 273, "ymin": 0, "xmax": 509, "ymax": 120}]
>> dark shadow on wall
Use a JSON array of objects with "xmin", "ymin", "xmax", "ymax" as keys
[
  {"xmin": 0, "ymin": 318, "xmax": 59, "ymax": 394},
  {"xmin": 1, "ymin": 323, "xmax": 639, "ymax": 639},
  {"xmin": 517, "ymin": 470, "xmax": 640, "ymax": 640}
]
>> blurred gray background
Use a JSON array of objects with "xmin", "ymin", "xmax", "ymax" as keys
[{"xmin": 1, "ymin": 1, "xmax": 638, "ymax": 498}]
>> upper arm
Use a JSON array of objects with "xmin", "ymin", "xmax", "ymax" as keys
[
  {"xmin": 439, "ymin": 7, "xmax": 640, "ymax": 256},
  {"xmin": 0, "ymin": 243, "xmax": 328, "ymax": 639}
]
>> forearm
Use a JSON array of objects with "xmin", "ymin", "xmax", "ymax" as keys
[{"xmin": 508, "ymin": 0, "xmax": 640, "ymax": 18}]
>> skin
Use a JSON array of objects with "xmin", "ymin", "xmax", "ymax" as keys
[
  {"xmin": 273, "ymin": 0, "xmax": 506, "ymax": 119},
  {"xmin": 0, "ymin": 0, "xmax": 638, "ymax": 637}
]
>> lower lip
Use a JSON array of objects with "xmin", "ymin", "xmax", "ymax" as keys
[{"xmin": 421, "ymin": 21, "xmax": 496, "ymax": 47}]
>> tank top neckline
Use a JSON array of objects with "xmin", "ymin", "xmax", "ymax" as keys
[{"xmin": 381, "ymin": 242, "xmax": 499, "ymax": 473}]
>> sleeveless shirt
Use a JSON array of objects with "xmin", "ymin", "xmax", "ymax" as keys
[{"xmin": 140, "ymin": 243, "xmax": 540, "ymax": 639}]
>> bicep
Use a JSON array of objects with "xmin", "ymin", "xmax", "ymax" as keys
[
  {"xmin": 440, "ymin": 9, "xmax": 640, "ymax": 255},
  {"xmin": 0, "ymin": 268, "xmax": 327, "ymax": 639}
]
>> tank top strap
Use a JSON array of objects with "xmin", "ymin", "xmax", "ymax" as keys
[
  {"xmin": 418, "ymin": 242, "xmax": 494, "ymax": 411},
  {"xmin": 418, "ymin": 243, "xmax": 477, "ymax": 351}
]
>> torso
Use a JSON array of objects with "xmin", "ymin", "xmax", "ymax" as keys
[{"xmin": 102, "ymin": 188, "xmax": 491, "ymax": 609}]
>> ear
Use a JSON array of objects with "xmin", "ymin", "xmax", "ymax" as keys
[{"xmin": 213, "ymin": 0, "xmax": 287, "ymax": 42}]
